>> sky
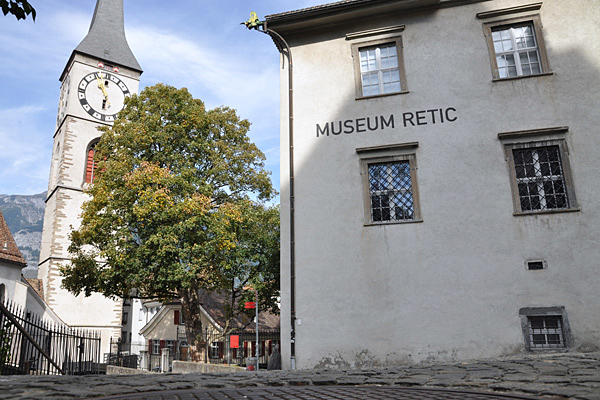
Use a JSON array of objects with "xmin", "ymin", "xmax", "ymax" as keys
[{"xmin": 0, "ymin": 0, "xmax": 326, "ymax": 197}]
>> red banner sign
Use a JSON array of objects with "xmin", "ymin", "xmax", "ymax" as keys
[
  {"xmin": 244, "ymin": 302, "xmax": 256, "ymax": 309},
  {"xmin": 230, "ymin": 335, "xmax": 239, "ymax": 349}
]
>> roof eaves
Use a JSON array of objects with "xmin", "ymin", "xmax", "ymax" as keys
[
  {"xmin": 266, "ymin": 0, "xmax": 389, "ymax": 20},
  {"xmin": 264, "ymin": 0, "xmax": 489, "ymax": 32}
]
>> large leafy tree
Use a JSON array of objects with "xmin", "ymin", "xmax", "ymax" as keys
[
  {"xmin": 1, "ymin": 0, "xmax": 35, "ymax": 20},
  {"xmin": 62, "ymin": 84, "xmax": 279, "ymax": 352}
]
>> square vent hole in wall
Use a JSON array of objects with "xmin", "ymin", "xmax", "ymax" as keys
[{"xmin": 527, "ymin": 260, "xmax": 545, "ymax": 270}]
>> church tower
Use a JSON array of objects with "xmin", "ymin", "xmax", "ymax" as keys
[{"xmin": 38, "ymin": 0, "xmax": 142, "ymax": 351}]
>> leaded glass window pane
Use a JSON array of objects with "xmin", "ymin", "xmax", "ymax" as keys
[{"xmin": 368, "ymin": 161, "xmax": 414, "ymax": 222}]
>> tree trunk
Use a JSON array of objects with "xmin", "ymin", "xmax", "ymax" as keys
[{"xmin": 180, "ymin": 288, "xmax": 203, "ymax": 361}]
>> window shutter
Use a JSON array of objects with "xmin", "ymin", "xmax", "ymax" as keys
[
  {"xmin": 268, "ymin": 340, "xmax": 272, "ymax": 355},
  {"xmin": 160, "ymin": 340, "xmax": 165, "ymax": 350},
  {"xmin": 232, "ymin": 348, "xmax": 237, "ymax": 359},
  {"xmin": 149, "ymin": 339, "xmax": 152, "ymax": 354},
  {"xmin": 261, "ymin": 341, "xmax": 265, "ymax": 357},
  {"xmin": 174, "ymin": 310, "xmax": 180, "ymax": 325},
  {"xmin": 85, "ymin": 147, "xmax": 95, "ymax": 183},
  {"xmin": 218, "ymin": 342, "xmax": 224, "ymax": 359},
  {"xmin": 244, "ymin": 341, "xmax": 248, "ymax": 358}
]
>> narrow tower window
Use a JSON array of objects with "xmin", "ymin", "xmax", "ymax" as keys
[{"xmin": 85, "ymin": 143, "xmax": 98, "ymax": 184}]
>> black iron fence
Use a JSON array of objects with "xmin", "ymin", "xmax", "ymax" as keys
[
  {"xmin": 0, "ymin": 300, "xmax": 101, "ymax": 375},
  {"xmin": 106, "ymin": 338, "xmax": 140, "ymax": 369}
]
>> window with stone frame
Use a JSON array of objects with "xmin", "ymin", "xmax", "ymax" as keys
[
  {"xmin": 499, "ymin": 128, "xmax": 578, "ymax": 215},
  {"xmin": 480, "ymin": 9, "xmax": 551, "ymax": 80},
  {"xmin": 357, "ymin": 142, "xmax": 421, "ymax": 225},
  {"xmin": 350, "ymin": 30, "xmax": 408, "ymax": 99},
  {"xmin": 368, "ymin": 161, "xmax": 415, "ymax": 222},
  {"xmin": 512, "ymin": 145, "xmax": 568, "ymax": 211},
  {"xmin": 519, "ymin": 306, "xmax": 571, "ymax": 351}
]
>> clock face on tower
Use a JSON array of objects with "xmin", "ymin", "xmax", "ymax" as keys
[{"xmin": 78, "ymin": 71, "xmax": 130, "ymax": 122}]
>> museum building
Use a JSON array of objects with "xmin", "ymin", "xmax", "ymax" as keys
[{"xmin": 264, "ymin": 0, "xmax": 600, "ymax": 369}]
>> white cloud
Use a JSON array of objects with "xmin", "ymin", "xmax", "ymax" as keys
[
  {"xmin": 129, "ymin": 24, "xmax": 280, "ymax": 115},
  {"xmin": 0, "ymin": 106, "xmax": 52, "ymax": 195}
]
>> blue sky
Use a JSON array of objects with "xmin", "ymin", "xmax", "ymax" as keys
[{"xmin": 0, "ymin": 0, "xmax": 325, "ymax": 197}]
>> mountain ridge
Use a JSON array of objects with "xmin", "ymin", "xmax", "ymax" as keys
[{"xmin": 0, "ymin": 192, "xmax": 46, "ymax": 278}]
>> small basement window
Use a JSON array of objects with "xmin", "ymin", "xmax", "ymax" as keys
[
  {"xmin": 519, "ymin": 307, "xmax": 570, "ymax": 351},
  {"xmin": 527, "ymin": 316, "xmax": 565, "ymax": 349}
]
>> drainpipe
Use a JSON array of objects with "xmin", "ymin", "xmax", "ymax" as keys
[{"xmin": 243, "ymin": 14, "xmax": 296, "ymax": 370}]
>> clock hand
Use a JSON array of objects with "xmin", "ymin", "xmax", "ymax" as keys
[{"xmin": 96, "ymin": 73, "xmax": 110, "ymax": 108}]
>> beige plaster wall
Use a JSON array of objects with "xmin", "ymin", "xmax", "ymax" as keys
[{"xmin": 279, "ymin": 0, "xmax": 600, "ymax": 369}]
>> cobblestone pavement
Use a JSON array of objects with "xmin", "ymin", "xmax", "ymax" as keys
[
  {"xmin": 98, "ymin": 386, "xmax": 545, "ymax": 400},
  {"xmin": 0, "ymin": 352, "xmax": 598, "ymax": 400}
]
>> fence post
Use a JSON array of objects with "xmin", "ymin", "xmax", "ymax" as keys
[{"xmin": 160, "ymin": 347, "xmax": 169, "ymax": 373}]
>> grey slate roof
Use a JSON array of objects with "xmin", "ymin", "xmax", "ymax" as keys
[{"xmin": 74, "ymin": 0, "xmax": 142, "ymax": 72}]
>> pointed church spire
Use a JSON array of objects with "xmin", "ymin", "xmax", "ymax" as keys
[{"xmin": 73, "ymin": 0, "xmax": 142, "ymax": 72}]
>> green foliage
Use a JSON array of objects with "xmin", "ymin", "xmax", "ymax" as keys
[
  {"xmin": 0, "ymin": 0, "xmax": 35, "ymax": 21},
  {"xmin": 62, "ymin": 84, "xmax": 279, "ymax": 341}
]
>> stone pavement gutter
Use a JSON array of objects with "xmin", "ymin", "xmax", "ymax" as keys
[{"xmin": 0, "ymin": 352, "xmax": 598, "ymax": 399}]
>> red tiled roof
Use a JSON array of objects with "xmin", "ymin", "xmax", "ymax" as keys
[
  {"xmin": 0, "ymin": 210, "xmax": 27, "ymax": 267},
  {"xmin": 25, "ymin": 278, "xmax": 44, "ymax": 299}
]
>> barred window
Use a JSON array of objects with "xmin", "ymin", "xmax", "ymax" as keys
[
  {"xmin": 513, "ymin": 146, "xmax": 568, "ymax": 211},
  {"xmin": 500, "ymin": 129, "xmax": 578, "ymax": 215},
  {"xmin": 527, "ymin": 316, "xmax": 565, "ymax": 349},
  {"xmin": 368, "ymin": 161, "xmax": 414, "ymax": 222},
  {"xmin": 358, "ymin": 142, "xmax": 421, "ymax": 225}
]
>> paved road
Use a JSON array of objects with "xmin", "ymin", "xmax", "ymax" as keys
[{"xmin": 0, "ymin": 351, "xmax": 598, "ymax": 399}]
